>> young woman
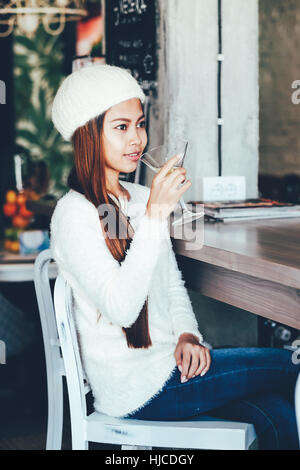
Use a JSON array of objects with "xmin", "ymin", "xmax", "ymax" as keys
[{"xmin": 50, "ymin": 64, "xmax": 300, "ymax": 450}]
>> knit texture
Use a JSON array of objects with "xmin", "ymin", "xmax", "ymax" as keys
[
  {"xmin": 51, "ymin": 65, "xmax": 146, "ymax": 142},
  {"xmin": 50, "ymin": 181, "xmax": 204, "ymax": 417}
]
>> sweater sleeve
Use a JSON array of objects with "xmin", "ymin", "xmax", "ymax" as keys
[
  {"xmin": 167, "ymin": 238, "xmax": 204, "ymax": 344},
  {"xmin": 50, "ymin": 196, "xmax": 168, "ymax": 328}
]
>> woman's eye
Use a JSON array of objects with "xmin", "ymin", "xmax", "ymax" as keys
[{"xmin": 115, "ymin": 121, "xmax": 146, "ymax": 131}]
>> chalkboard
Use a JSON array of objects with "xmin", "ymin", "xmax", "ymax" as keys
[{"xmin": 105, "ymin": 0, "xmax": 157, "ymax": 93}]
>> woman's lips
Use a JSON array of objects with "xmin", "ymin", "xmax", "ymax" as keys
[{"xmin": 124, "ymin": 152, "xmax": 140, "ymax": 161}]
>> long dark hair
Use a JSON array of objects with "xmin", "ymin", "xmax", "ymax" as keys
[{"xmin": 67, "ymin": 113, "xmax": 152, "ymax": 349}]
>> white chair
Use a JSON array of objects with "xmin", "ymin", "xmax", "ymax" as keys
[{"xmin": 34, "ymin": 249, "xmax": 257, "ymax": 450}]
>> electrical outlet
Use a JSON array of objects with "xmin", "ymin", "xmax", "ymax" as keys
[{"xmin": 198, "ymin": 176, "xmax": 246, "ymax": 202}]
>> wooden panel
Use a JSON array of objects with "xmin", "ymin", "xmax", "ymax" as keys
[
  {"xmin": 172, "ymin": 239, "xmax": 300, "ymax": 290},
  {"xmin": 170, "ymin": 217, "xmax": 300, "ymax": 289},
  {"xmin": 201, "ymin": 218, "xmax": 300, "ymax": 271},
  {"xmin": 176, "ymin": 255, "xmax": 300, "ymax": 330}
]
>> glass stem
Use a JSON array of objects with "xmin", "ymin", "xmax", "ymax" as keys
[{"xmin": 179, "ymin": 197, "xmax": 189, "ymax": 213}]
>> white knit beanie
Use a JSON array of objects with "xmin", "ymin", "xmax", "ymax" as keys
[{"xmin": 51, "ymin": 64, "xmax": 146, "ymax": 142}]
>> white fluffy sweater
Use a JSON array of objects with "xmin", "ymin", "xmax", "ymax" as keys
[{"xmin": 50, "ymin": 181, "xmax": 204, "ymax": 418}]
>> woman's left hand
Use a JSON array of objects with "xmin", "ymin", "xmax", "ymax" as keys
[{"xmin": 174, "ymin": 333, "xmax": 211, "ymax": 383}]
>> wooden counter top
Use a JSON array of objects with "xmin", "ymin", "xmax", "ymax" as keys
[{"xmin": 171, "ymin": 218, "xmax": 300, "ymax": 290}]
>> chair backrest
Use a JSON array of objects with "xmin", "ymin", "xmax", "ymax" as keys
[
  {"xmin": 53, "ymin": 273, "xmax": 88, "ymax": 421},
  {"xmin": 34, "ymin": 249, "xmax": 88, "ymax": 447}
]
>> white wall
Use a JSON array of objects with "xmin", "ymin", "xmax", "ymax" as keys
[
  {"xmin": 222, "ymin": 0, "xmax": 259, "ymax": 193},
  {"xmin": 145, "ymin": 0, "xmax": 259, "ymax": 200}
]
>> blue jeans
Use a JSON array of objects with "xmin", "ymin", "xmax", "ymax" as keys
[{"xmin": 126, "ymin": 347, "xmax": 300, "ymax": 450}]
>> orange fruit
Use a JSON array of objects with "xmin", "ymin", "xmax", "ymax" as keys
[
  {"xmin": 19, "ymin": 203, "xmax": 33, "ymax": 219},
  {"xmin": 12, "ymin": 215, "xmax": 30, "ymax": 229},
  {"xmin": 4, "ymin": 240, "xmax": 12, "ymax": 250},
  {"xmin": 9, "ymin": 241, "xmax": 20, "ymax": 253},
  {"xmin": 16, "ymin": 192, "xmax": 26, "ymax": 206},
  {"xmin": 6, "ymin": 190, "xmax": 17, "ymax": 204},
  {"xmin": 3, "ymin": 202, "xmax": 17, "ymax": 217}
]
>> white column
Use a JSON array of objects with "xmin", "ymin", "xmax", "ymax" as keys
[
  {"xmin": 145, "ymin": 0, "xmax": 259, "ymax": 201},
  {"xmin": 222, "ymin": 0, "xmax": 259, "ymax": 198}
]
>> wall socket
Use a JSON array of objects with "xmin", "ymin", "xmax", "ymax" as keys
[{"xmin": 198, "ymin": 176, "xmax": 246, "ymax": 202}]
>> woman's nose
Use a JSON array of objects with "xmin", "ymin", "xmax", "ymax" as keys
[{"xmin": 128, "ymin": 127, "xmax": 142, "ymax": 146}]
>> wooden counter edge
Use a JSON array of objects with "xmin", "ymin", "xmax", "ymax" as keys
[{"xmin": 171, "ymin": 237, "xmax": 300, "ymax": 291}]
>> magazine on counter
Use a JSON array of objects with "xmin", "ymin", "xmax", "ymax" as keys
[{"xmin": 188, "ymin": 198, "xmax": 300, "ymax": 219}]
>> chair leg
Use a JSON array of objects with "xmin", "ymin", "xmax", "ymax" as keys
[
  {"xmin": 72, "ymin": 439, "xmax": 89, "ymax": 450},
  {"xmin": 46, "ymin": 375, "xmax": 63, "ymax": 450},
  {"xmin": 121, "ymin": 445, "xmax": 152, "ymax": 450},
  {"xmin": 71, "ymin": 422, "xmax": 89, "ymax": 450}
]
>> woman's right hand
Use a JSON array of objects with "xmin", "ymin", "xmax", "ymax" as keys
[{"xmin": 145, "ymin": 154, "xmax": 192, "ymax": 221}]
